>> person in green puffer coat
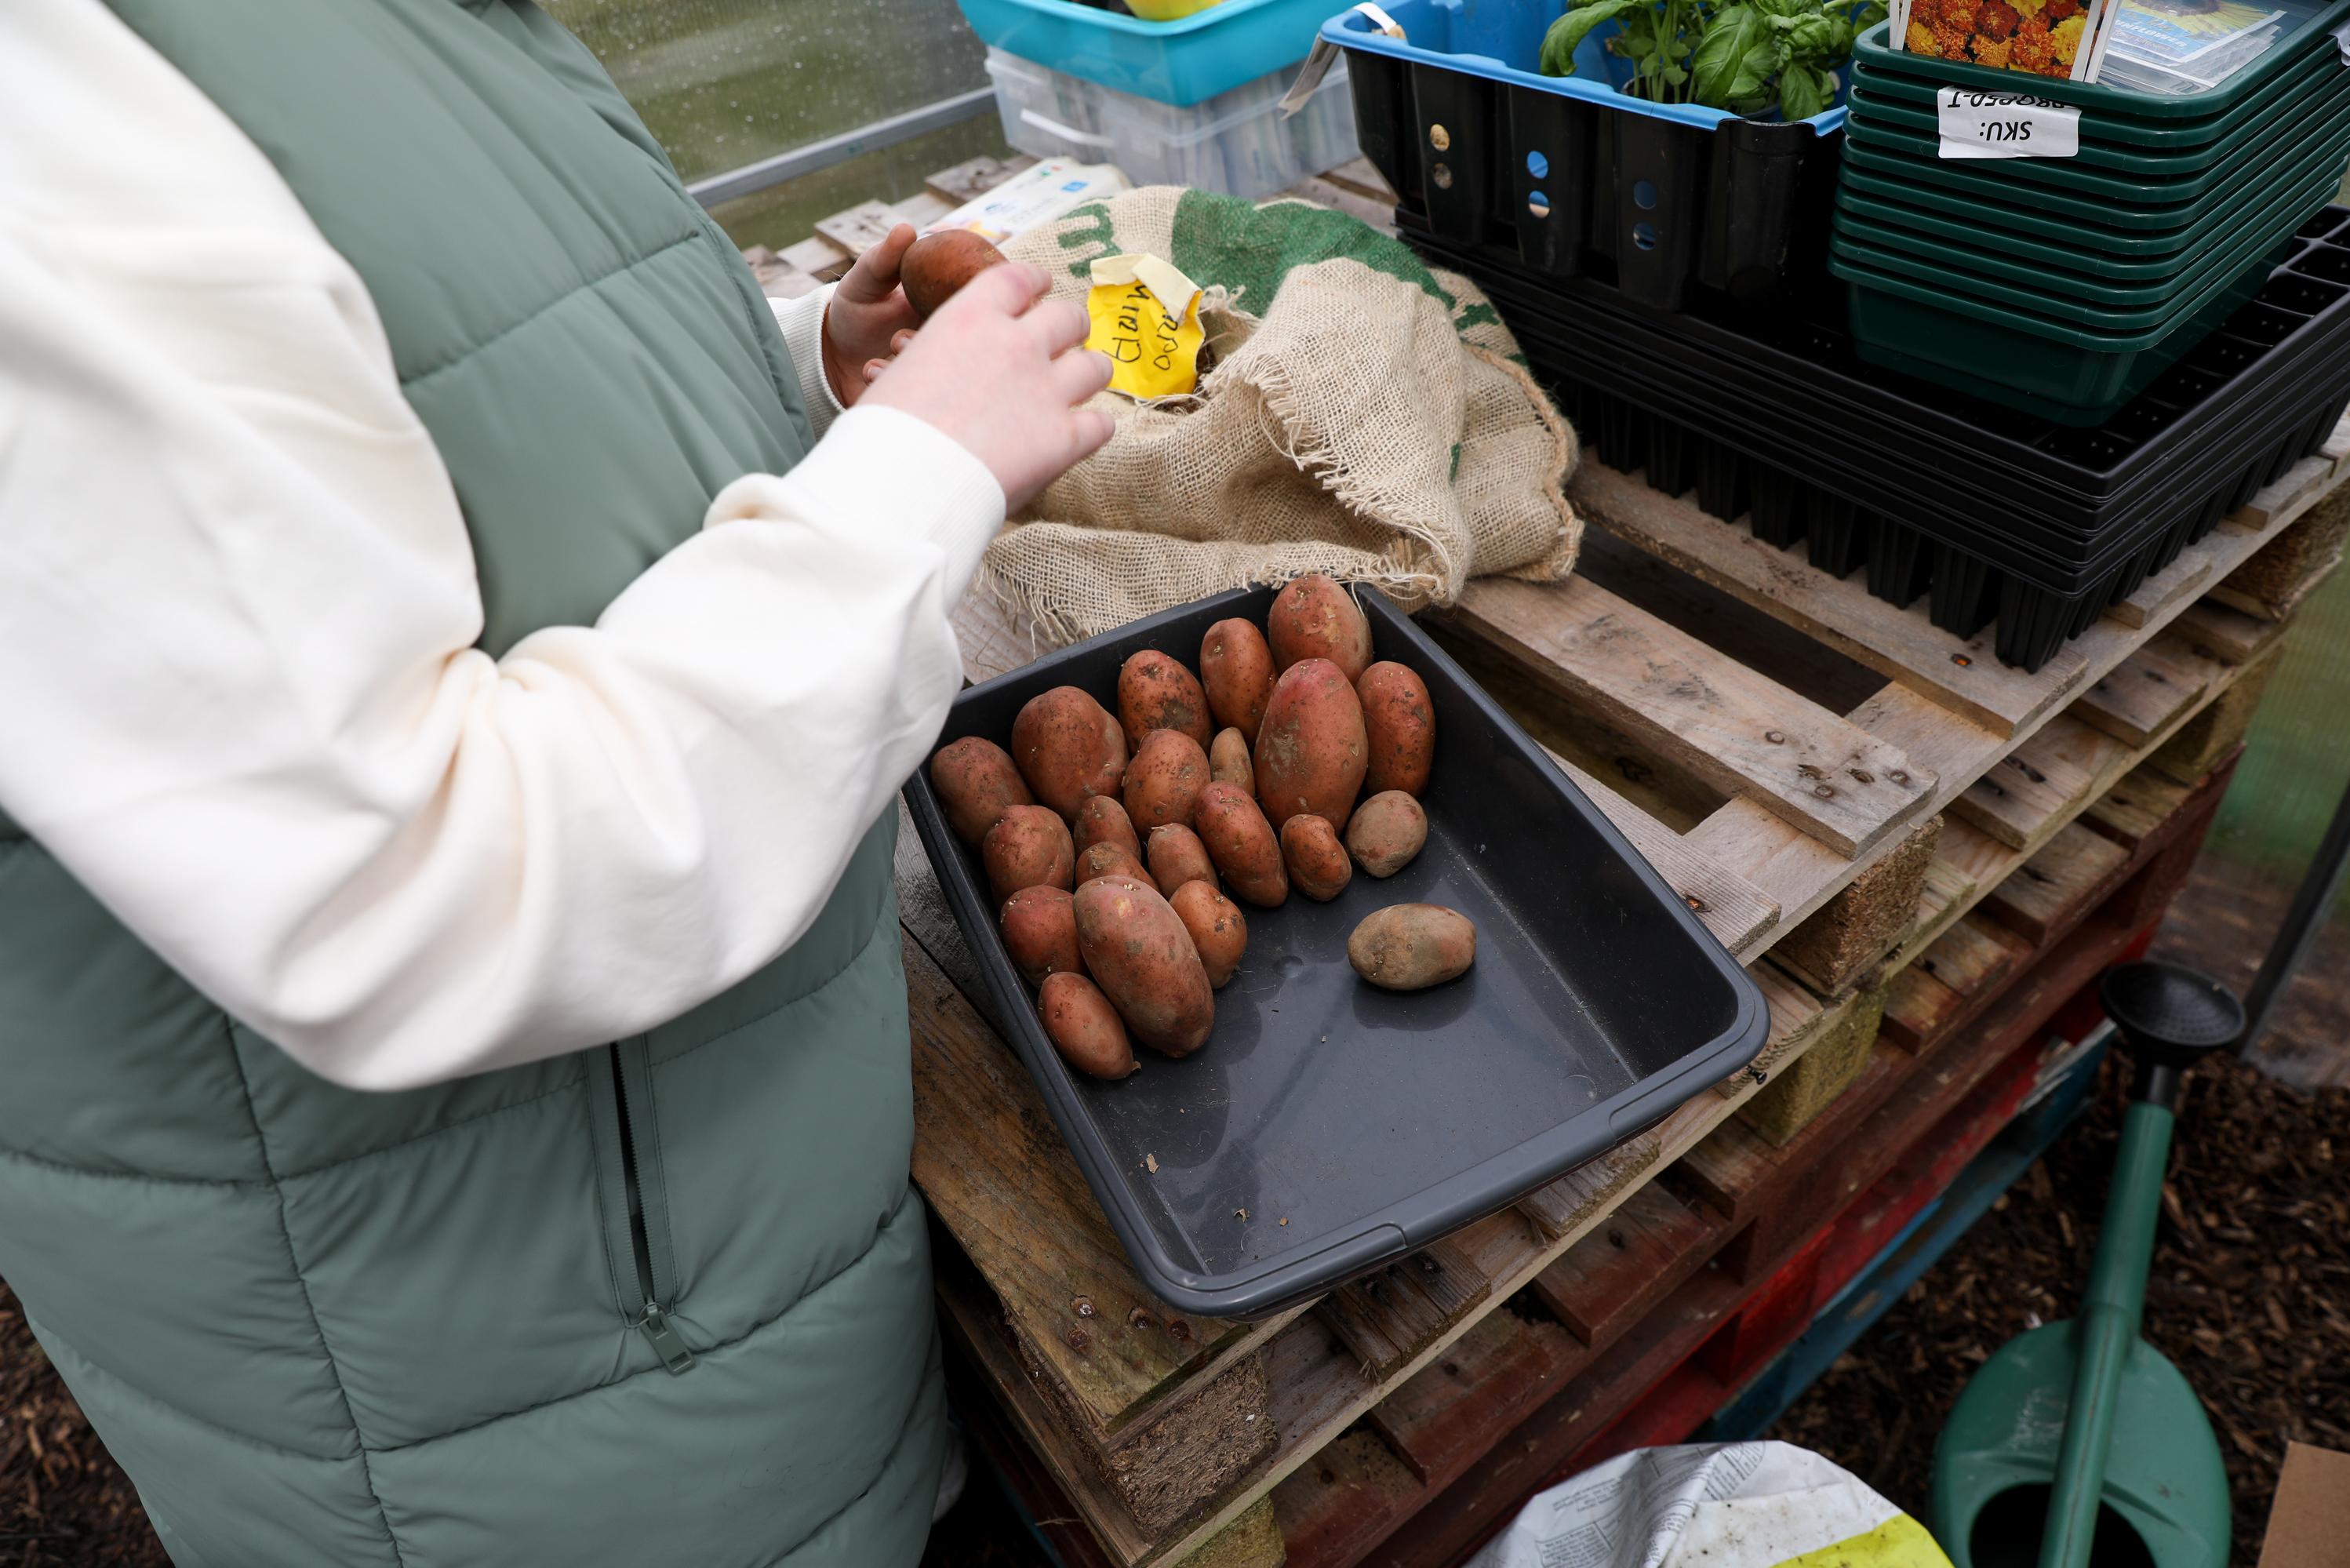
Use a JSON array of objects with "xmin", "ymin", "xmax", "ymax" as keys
[{"xmin": 0, "ymin": 2, "xmax": 1114, "ymax": 1563}]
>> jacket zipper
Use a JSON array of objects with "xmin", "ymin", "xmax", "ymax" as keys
[{"xmin": 607, "ymin": 1040, "xmax": 693, "ymax": 1374}]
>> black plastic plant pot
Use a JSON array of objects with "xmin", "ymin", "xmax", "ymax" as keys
[
  {"xmin": 1336, "ymin": 27, "xmax": 1845, "ymax": 311},
  {"xmin": 902, "ymin": 587, "xmax": 1769, "ymax": 1319}
]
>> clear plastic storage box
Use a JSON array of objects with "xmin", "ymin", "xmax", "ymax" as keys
[{"xmin": 984, "ymin": 46, "xmax": 1359, "ymax": 201}]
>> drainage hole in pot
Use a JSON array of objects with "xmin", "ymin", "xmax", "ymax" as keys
[
  {"xmin": 1633, "ymin": 179, "xmax": 1658, "ymax": 210},
  {"xmin": 1526, "ymin": 149, "xmax": 1549, "ymax": 178},
  {"xmin": 1529, "ymin": 189, "xmax": 1551, "ymax": 220},
  {"xmin": 1632, "ymin": 220, "xmax": 1659, "ymax": 250}
]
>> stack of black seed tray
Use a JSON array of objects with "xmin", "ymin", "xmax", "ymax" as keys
[{"xmin": 1404, "ymin": 206, "xmax": 2350, "ymax": 670}]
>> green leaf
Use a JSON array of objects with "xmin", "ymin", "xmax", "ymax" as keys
[
  {"xmin": 1540, "ymin": 0, "xmax": 1642, "ymax": 75},
  {"xmin": 1787, "ymin": 13, "xmax": 1839, "ymax": 54},
  {"xmin": 1690, "ymin": 4, "xmax": 1766, "ymax": 104},
  {"xmin": 1753, "ymin": 0, "xmax": 1808, "ymax": 19},
  {"xmin": 1779, "ymin": 60, "xmax": 1837, "ymax": 119},
  {"xmin": 1854, "ymin": 0, "xmax": 1890, "ymax": 26}
]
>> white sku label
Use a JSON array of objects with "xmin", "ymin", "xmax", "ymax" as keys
[{"xmin": 1936, "ymin": 88, "xmax": 2083, "ymax": 159}]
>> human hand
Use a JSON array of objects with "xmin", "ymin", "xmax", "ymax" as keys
[
  {"xmin": 820, "ymin": 224, "xmax": 922, "ymax": 409},
  {"xmin": 861, "ymin": 262, "xmax": 1115, "ymax": 512}
]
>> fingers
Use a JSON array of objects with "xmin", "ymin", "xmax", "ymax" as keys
[
  {"xmin": 1068, "ymin": 406, "xmax": 1117, "ymax": 463},
  {"xmin": 1052, "ymin": 347, "xmax": 1115, "ymax": 406},
  {"xmin": 864, "ymin": 358, "xmax": 889, "ymax": 384},
  {"xmin": 955, "ymin": 260, "xmax": 1053, "ymax": 318},
  {"xmin": 839, "ymin": 224, "xmax": 915, "ymax": 303},
  {"xmin": 890, "ymin": 329, "xmax": 915, "ymax": 356},
  {"xmin": 1022, "ymin": 297, "xmax": 1095, "ymax": 359}
]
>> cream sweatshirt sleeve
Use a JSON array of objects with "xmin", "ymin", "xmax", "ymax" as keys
[{"xmin": 0, "ymin": 0, "xmax": 1004, "ymax": 1092}]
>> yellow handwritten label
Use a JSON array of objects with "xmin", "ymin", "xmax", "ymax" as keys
[{"xmin": 1085, "ymin": 253, "xmax": 1204, "ymax": 399}]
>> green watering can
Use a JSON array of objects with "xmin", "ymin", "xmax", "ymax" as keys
[{"xmin": 1931, "ymin": 961, "xmax": 2241, "ymax": 1568}]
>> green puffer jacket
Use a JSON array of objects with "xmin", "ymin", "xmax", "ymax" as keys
[{"xmin": 0, "ymin": 3, "xmax": 942, "ymax": 1563}]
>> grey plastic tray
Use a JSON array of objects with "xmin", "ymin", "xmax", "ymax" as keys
[{"xmin": 902, "ymin": 585, "xmax": 1769, "ymax": 1319}]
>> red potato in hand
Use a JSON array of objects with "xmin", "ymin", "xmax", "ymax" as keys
[
  {"xmin": 1170, "ymin": 881, "xmax": 1247, "ymax": 989},
  {"xmin": 1078, "ymin": 840, "xmax": 1157, "ymax": 893},
  {"xmin": 1199, "ymin": 618, "xmax": 1276, "ymax": 739},
  {"xmin": 1191, "ymin": 783, "xmax": 1288, "ymax": 908},
  {"xmin": 1117, "ymin": 650, "xmax": 1213, "ymax": 751},
  {"xmin": 1254, "ymin": 658, "xmax": 1370, "ymax": 832},
  {"xmin": 1000, "ymin": 886, "xmax": 1083, "ymax": 986},
  {"xmin": 1146, "ymin": 824, "xmax": 1217, "ymax": 897},
  {"xmin": 1123, "ymin": 729, "xmax": 1210, "ymax": 831},
  {"xmin": 1039, "ymin": 972, "xmax": 1137, "ymax": 1080},
  {"xmin": 1267, "ymin": 573, "xmax": 1373, "ymax": 682},
  {"xmin": 1073, "ymin": 795, "xmax": 1142, "ymax": 860},
  {"xmin": 929, "ymin": 736, "xmax": 1033, "ymax": 846},
  {"xmin": 1074, "ymin": 875, "xmax": 1215, "ymax": 1057},
  {"xmin": 899, "ymin": 230, "xmax": 1007, "ymax": 322},
  {"xmin": 1012, "ymin": 686, "xmax": 1127, "ymax": 821},
  {"xmin": 1357, "ymin": 661, "xmax": 1435, "ymax": 797},
  {"xmin": 982, "ymin": 806, "xmax": 1073, "ymax": 901},
  {"xmin": 1279, "ymin": 814, "xmax": 1352, "ymax": 902}
]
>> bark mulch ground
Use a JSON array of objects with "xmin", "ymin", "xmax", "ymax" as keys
[{"xmin": 1771, "ymin": 1049, "xmax": 2350, "ymax": 1565}]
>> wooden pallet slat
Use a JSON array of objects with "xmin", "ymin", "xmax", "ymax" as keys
[
  {"xmin": 1550, "ymin": 752, "xmax": 1781, "ymax": 955},
  {"xmin": 1949, "ymin": 715, "xmax": 2126, "ymax": 849},
  {"xmin": 1513, "ymin": 1135, "xmax": 1664, "ymax": 1244},
  {"xmin": 2101, "ymin": 547, "xmax": 2214, "ymax": 629},
  {"xmin": 1316, "ymin": 1239, "xmax": 1493, "ymax": 1381},
  {"xmin": 1531, "ymin": 1181, "xmax": 1716, "ymax": 1346},
  {"xmin": 1911, "ymin": 914, "xmax": 2034, "ymax": 1005},
  {"xmin": 1450, "ymin": 575, "xmax": 1937, "ymax": 857},
  {"xmin": 1269, "ymin": 1430, "xmax": 1424, "ymax": 1567},
  {"xmin": 1361, "ymin": 1310, "xmax": 1584, "ymax": 1485},
  {"xmin": 1980, "ymin": 821, "xmax": 2132, "ymax": 944},
  {"xmin": 1567, "ymin": 464, "xmax": 2090, "ymax": 735},
  {"xmin": 2074, "ymin": 642, "xmax": 2206, "ymax": 744},
  {"xmin": 813, "ymin": 198, "xmax": 903, "ymax": 257}
]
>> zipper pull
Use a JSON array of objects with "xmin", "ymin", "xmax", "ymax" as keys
[{"xmin": 638, "ymin": 1301, "xmax": 695, "ymax": 1374}]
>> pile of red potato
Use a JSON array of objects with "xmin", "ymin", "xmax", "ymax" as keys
[{"xmin": 929, "ymin": 576, "xmax": 1478, "ymax": 1081}]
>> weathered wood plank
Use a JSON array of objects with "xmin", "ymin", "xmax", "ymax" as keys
[
  {"xmin": 905, "ymin": 933, "xmax": 1295, "ymax": 1452},
  {"xmin": 2101, "ymin": 548, "xmax": 2213, "ymax": 629},
  {"xmin": 2150, "ymin": 644, "xmax": 2281, "ymax": 786},
  {"xmin": 1315, "ymin": 1239, "xmax": 1493, "ymax": 1381},
  {"xmin": 1980, "ymin": 822, "xmax": 2131, "ymax": 944},
  {"xmin": 1548, "ymin": 752, "xmax": 1780, "ymax": 955},
  {"xmin": 1513, "ymin": 1135, "xmax": 1664, "ymax": 1243},
  {"xmin": 1269, "ymin": 1429, "xmax": 1423, "ymax": 1567},
  {"xmin": 889, "ymin": 189, "xmax": 954, "ymax": 230},
  {"xmin": 2074, "ymin": 643, "xmax": 2206, "ymax": 745},
  {"xmin": 779, "ymin": 235, "xmax": 851, "ymax": 279},
  {"xmin": 1447, "ymin": 575, "xmax": 1935, "ymax": 856},
  {"xmin": 1170, "ymin": 1497, "xmax": 1286, "ymax": 1568},
  {"xmin": 2170, "ymin": 599, "xmax": 2283, "ymax": 665},
  {"xmin": 1950, "ymin": 715, "xmax": 2126, "ymax": 849},
  {"xmin": 1881, "ymin": 963, "xmax": 1965, "ymax": 1053},
  {"xmin": 926, "ymin": 152, "xmax": 1035, "ymax": 206},
  {"xmin": 1911, "ymin": 915, "xmax": 2035, "ymax": 1003},
  {"xmin": 1362, "ymin": 1311, "xmax": 1585, "ymax": 1484},
  {"xmin": 813, "ymin": 198, "xmax": 903, "ymax": 257},
  {"xmin": 1530, "ymin": 1182, "xmax": 1715, "ymax": 1346},
  {"xmin": 1570, "ymin": 462, "xmax": 2090, "ymax": 735},
  {"xmin": 2082, "ymin": 765, "xmax": 2198, "ymax": 852}
]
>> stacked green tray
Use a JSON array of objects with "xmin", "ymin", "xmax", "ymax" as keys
[{"xmin": 1828, "ymin": 5, "xmax": 2350, "ymax": 421}]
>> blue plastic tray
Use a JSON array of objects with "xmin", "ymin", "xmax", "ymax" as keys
[
  {"xmin": 954, "ymin": 0, "xmax": 1336, "ymax": 106},
  {"xmin": 1320, "ymin": 0, "xmax": 1851, "ymax": 133}
]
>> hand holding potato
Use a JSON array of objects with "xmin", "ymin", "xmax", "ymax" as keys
[
  {"xmin": 861, "ymin": 261, "xmax": 1115, "ymax": 512},
  {"xmin": 818, "ymin": 223, "xmax": 922, "ymax": 409}
]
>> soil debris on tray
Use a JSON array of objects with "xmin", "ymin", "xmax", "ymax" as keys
[{"xmin": 1772, "ymin": 1050, "xmax": 2350, "ymax": 1564}]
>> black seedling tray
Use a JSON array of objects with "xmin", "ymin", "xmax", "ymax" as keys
[
  {"xmin": 903, "ymin": 586, "xmax": 1768, "ymax": 1319},
  {"xmin": 1333, "ymin": 0, "xmax": 1848, "ymax": 311},
  {"xmin": 1403, "ymin": 211, "xmax": 2350, "ymax": 668}
]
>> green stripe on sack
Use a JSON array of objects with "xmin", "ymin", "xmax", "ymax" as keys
[{"xmin": 1167, "ymin": 190, "xmax": 1461, "ymax": 320}]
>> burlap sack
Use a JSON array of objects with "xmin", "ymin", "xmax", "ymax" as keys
[{"xmin": 984, "ymin": 187, "xmax": 1581, "ymax": 642}]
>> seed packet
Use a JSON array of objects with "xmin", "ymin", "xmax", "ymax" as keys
[{"xmin": 1896, "ymin": 0, "xmax": 2112, "ymax": 78}]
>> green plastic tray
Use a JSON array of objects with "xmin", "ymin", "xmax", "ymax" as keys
[
  {"xmin": 1839, "ymin": 113, "xmax": 2333, "ymax": 230},
  {"xmin": 1842, "ymin": 82, "xmax": 2345, "ymax": 204},
  {"xmin": 1850, "ymin": 5, "xmax": 2350, "ymax": 119},
  {"xmin": 1833, "ymin": 123, "xmax": 2350, "ymax": 286},
  {"xmin": 1836, "ymin": 254, "xmax": 2277, "ymax": 419},
  {"xmin": 1832, "ymin": 213, "xmax": 2308, "ymax": 322},
  {"xmin": 1851, "ymin": 35, "xmax": 2344, "ymax": 151},
  {"xmin": 1847, "ymin": 62, "xmax": 2348, "ymax": 173},
  {"xmin": 1837, "ymin": 158, "xmax": 2267, "ymax": 253}
]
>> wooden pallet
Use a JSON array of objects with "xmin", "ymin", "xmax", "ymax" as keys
[
  {"xmin": 901, "ymin": 441, "xmax": 2347, "ymax": 1568},
  {"xmin": 953, "ymin": 754, "xmax": 2225, "ymax": 1568}
]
